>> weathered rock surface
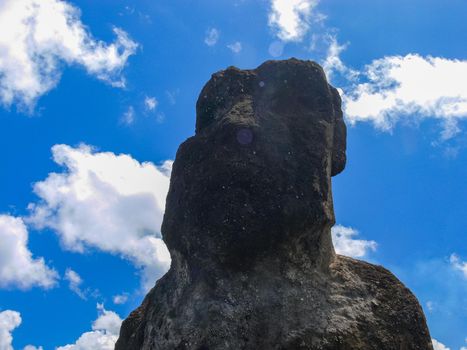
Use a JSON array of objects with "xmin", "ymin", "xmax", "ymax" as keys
[{"xmin": 115, "ymin": 59, "xmax": 433, "ymax": 350}]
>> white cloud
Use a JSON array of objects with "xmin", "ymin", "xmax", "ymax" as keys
[
  {"xmin": 268, "ymin": 0, "xmax": 319, "ymax": 42},
  {"xmin": 432, "ymin": 339, "xmax": 450, "ymax": 350},
  {"xmin": 343, "ymin": 54, "xmax": 467, "ymax": 139},
  {"xmin": 92, "ymin": 304, "xmax": 122, "ymax": 336},
  {"xmin": 56, "ymin": 304, "xmax": 122, "ymax": 350},
  {"xmin": 331, "ymin": 225, "xmax": 377, "ymax": 258},
  {"xmin": 0, "ymin": 215, "xmax": 58, "ymax": 290},
  {"xmin": 27, "ymin": 144, "xmax": 172, "ymax": 291},
  {"xmin": 112, "ymin": 294, "xmax": 128, "ymax": 305},
  {"xmin": 65, "ymin": 268, "xmax": 86, "ymax": 299},
  {"xmin": 0, "ymin": 310, "xmax": 21, "ymax": 350},
  {"xmin": 322, "ymin": 35, "xmax": 358, "ymax": 82},
  {"xmin": 0, "ymin": 0, "xmax": 137, "ymax": 110},
  {"xmin": 227, "ymin": 42, "xmax": 242, "ymax": 54},
  {"xmin": 450, "ymin": 253, "xmax": 467, "ymax": 278},
  {"xmin": 144, "ymin": 96, "xmax": 158, "ymax": 111},
  {"xmin": 120, "ymin": 106, "xmax": 135, "ymax": 126},
  {"xmin": 204, "ymin": 28, "xmax": 220, "ymax": 46},
  {"xmin": 0, "ymin": 309, "xmax": 43, "ymax": 350}
]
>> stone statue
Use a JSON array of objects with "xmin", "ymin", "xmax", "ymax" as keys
[{"xmin": 116, "ymin": 59, "xmax": 433, "ymax": 350}]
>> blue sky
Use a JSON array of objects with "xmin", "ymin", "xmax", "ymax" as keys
[{"xmin": 0, "ymin": 0, "xmax": 465, "ymax": 349}]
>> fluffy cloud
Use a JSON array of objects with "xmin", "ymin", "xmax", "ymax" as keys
[
  {"xmin": 204, "ymin": 28, "xmax": 220, "ymax": 46},
  {"xmin": 0, "ymin": 0, "xmax": 137, "ymax": 110},
  {"xmin": 23, "ymin": 346, "xmax": 43, "ymax": 350},
  {"xmin": 28, "ymin": 144, "xmax": 172, "ymax": 291},
  {"xmin": 0, "ymin": 310, "xmax": 21, "ymax": 350},
  {"xmin": 144, "ymin": 96, "xmax": 158, "ymax": 111},
  {"xmin": 321, "ymin": 35, "xmax": 358, "ymax": 82},
  {"xmin": 227, "ymin": 42, "xmax": 242, "ymax": 54},
  {"xmin": 65, "ymin": 268, "xmax": 86, "ymax": 299},
  {"xmin": 56, "ymin": 304, "xmax": 122, "ymax": 350},
  {"xmin": 331, "ymin": 225, "xmax": 377, "ymax": 258},
  {"xmin": 92, "ymin": 304, "xmax": 122, "ymax": 336},
  {"xmin": 343, "ymin": 54, "xmax": 467, "ymax": 139},
  {"xmin": 268, "ymin": 0, "xmax": 319, "ymax": 42},
  {"xmin": 432, "ymin": 339, "xmax": 450, "ymax": 350},
  {"xmin": 450, "ymin": 253, "xmax": 467, "ymax": 278},
  {"xmin": 0, "ymin": 215, "xmax": 58, "ymax": 290},
  {"xmin": 120, "ymin": 106, "xmax": 135, "ymax": 126},
  {"xmin": 112, "ymin": 294, "xmax": 128, "ymax": 305}
]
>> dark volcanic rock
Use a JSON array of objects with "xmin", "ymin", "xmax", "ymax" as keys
[{"xmin": 116, "ymin": 59, "xmax": 433, "ymax": 350}]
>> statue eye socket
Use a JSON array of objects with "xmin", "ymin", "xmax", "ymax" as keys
[{"xmin": 236, "ymin": 128, "xmax": 253, "ymax": 145}]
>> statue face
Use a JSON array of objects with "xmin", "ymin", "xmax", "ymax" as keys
[{"xmin": 162, "ymin": 60, "xmax": 346, "ymax": 268}]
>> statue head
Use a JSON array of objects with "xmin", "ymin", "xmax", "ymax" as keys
[{"xmin": 162, "ymin": 59, "xmax": 346, "ymax": 269}]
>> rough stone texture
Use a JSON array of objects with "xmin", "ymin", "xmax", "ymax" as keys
[{"xmin": 116, "ymin": 59, "xmax": 433, "ymax": 350}]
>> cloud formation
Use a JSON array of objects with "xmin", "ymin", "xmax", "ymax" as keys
[
  {"xmin": 331, "ymin": 225, "xmax": 377, "ymax": 258},
  {"xmin": 0, "ymin": 310, "xmax": 21, "ymax": 350},
  {"xmin": 120, "ymin": 106, "xmax": 135, "ymax": 126},
  {"xmin": 0, "ymin": 215, "xmax": 58, "ymax": 290},
  {"xmin": 321, "ymin": 35, "xmax": 358, "ymax": 82},
  {"xmin": 432, "ymin": 339, "xmax": 450, "ymax": 350},
  {"xmin": 112, "ymin": 294, "xmax": 128, "ymax": 305},
  {"xmin": 56, "ymin": 304, "xmax": 122, "ymax": 350},
  {"xmin": 343, "ymin": 54, "xmax": 467, "ymax": 139},
  {"xmin": 144, "ymin": 96, "xmax": 158, "ymax": 111},
  {"xmin": 450, "ymin": 253, "xmax": 467, "ymax": 278},
  {"xmin": 28, "ymin": 144, "xmax": 172, "ymax": 291},
  {"xmin": 0, "ymin": 0, "xmax": 137, "ymax": 110},
  {"xmin": 227, "ymin": 42, "xmax": 242, "ymax": 54},
  {"xmin": 65, "ymin": 268, "xmax": 87, "ymax": 299},
  {"xmin": 204, "ymin": 28, "xmax": 220, "ymax": 46},
  {"xmin": 268, "ymin": 0, "xmax": 319, "ymax": 42}
]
